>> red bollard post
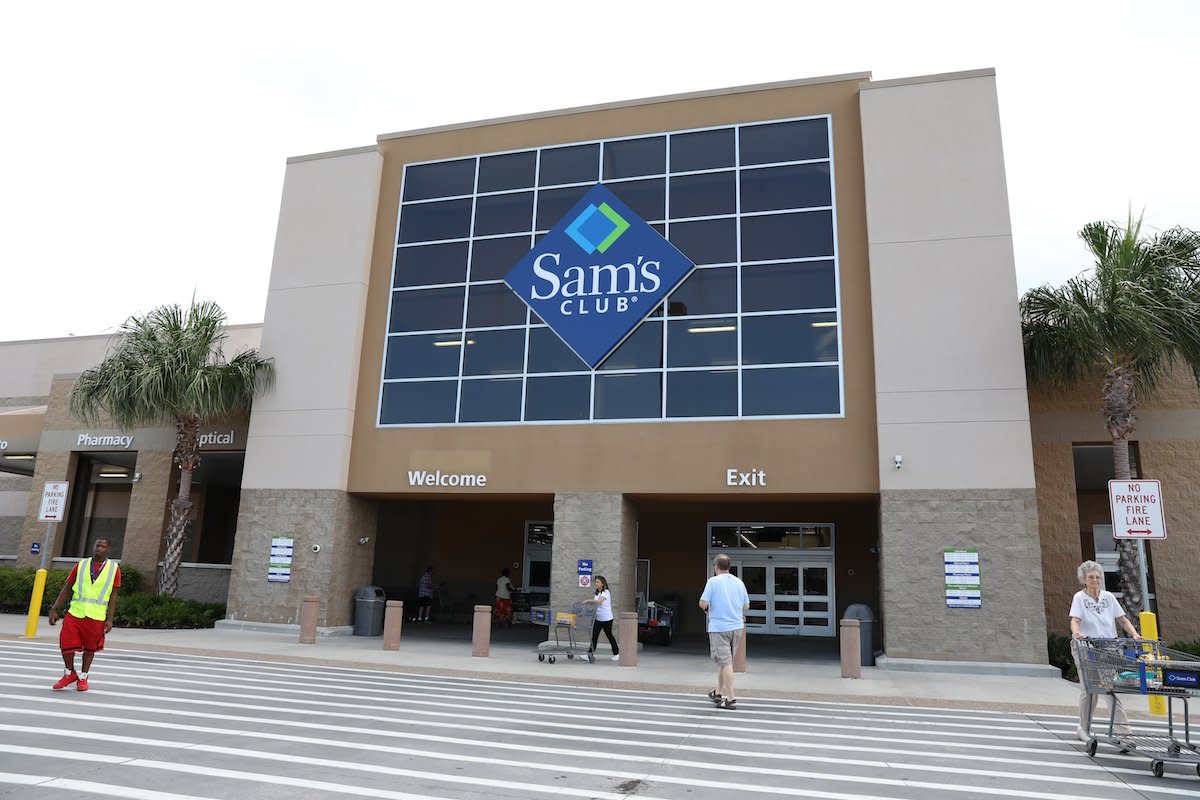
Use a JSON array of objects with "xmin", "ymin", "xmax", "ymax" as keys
[
  {"xmin": 299, "ymin": 596, "xmax": 319, "ymax": 645},
  {"xmin": 383, "ymin": 600, "xmax": 404, "ymax": 651},
  {"xmin": 618, "ymin": 612, "xmax": 638, "ymax": 667},
  {"xmin": 472, "ymin": 604, "xmax": 492, "ymax": 657},
  {"xmin": 733, "ymin": 624, "xmax": 747, "ymax": 673}
]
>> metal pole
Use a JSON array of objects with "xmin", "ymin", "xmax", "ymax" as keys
[
  {"xmin": 1137, "ymin": 540, "xmax": 1151, "ymax": 614},
  {"xmin": 39, "ymin": 522, "xmax": 52, "ymax": 569}
]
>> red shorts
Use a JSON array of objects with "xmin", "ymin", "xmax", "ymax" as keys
[
  {"xmin": 494, "ymin": 598, "xmax": 512, "ymax": 620},
  {"xmin": 60, "ymin": 613, "xmax": 106, "ymax": 654}
]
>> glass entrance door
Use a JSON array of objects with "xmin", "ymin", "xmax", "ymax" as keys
[
  {"xmin": 523, "ymin": 521, "xmax": 553, "ymax": 594},
  {"xmin": 729, "ymin": 559, "xmax": 834, "ymax": 636}
]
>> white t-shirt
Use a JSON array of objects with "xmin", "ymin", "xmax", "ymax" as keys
[
  {"xmin": 496, "ymin": 576, "xmax": 512, "ymax": 600},
  {"xmin": 593, "ymin": 589, "xmax": 613, "ymax": 622},
  {"xmin": 1069, "ymin": 589, "xmax": 1128, "ymax": 639}
]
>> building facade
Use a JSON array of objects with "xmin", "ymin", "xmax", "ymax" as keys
[{"xmin": 4, "ymin": 69, "xmax": 1196, "ymax": 663}]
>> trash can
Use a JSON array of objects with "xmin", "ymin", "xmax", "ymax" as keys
[
  {"xmin": 353, "ymin": 586, "xmax": 386, "ymax": 636},
  {"xmin": 842, "ymin": 604, "xmax": 875, "ymax": 666}
]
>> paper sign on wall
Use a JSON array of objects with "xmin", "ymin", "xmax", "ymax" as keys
[
  {"xmin": 268, "ymin": 536, "xmax": 294, "ymax": 583},
  {"xmin": 944, "ymin": 548, "xmax": 981, "ymax": 608}
]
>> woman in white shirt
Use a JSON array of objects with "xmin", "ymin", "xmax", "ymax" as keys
[
  {"xmin": 583, "ymin": 575, "xmax": 620, "ymax": 662},
  {"xmin": 1069, "ymin": 560, "xmax": 1141, "ymax": 744}
]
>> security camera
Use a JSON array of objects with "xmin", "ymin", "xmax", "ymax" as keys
[
  {"xmin": 358, "ymin": 536, "xmax": 370, "ymax": 545},
  {"xmin": 893, "ymin": 454, "xmax": 903, "ymax": 470},
  {"xmin": 311, "ymin": 544, "xmax": 321, "ymax": 553}
]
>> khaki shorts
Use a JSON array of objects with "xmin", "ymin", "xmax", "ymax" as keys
[{"xmin": 709, "ymin": 629, "xmax": 742, "ymax": 667}]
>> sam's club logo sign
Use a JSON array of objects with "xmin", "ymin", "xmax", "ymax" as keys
[{"xmin": 504, "ymin": 184, "xmax": 694, "ymax": 368}]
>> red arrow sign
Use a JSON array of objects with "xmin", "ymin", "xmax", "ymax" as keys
[{"xmin": 1126, "ymin": 528, "xmax": 1152, "ymax": 536}]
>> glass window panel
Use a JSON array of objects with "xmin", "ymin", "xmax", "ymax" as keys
[
  {"xmin": 462, "ymin": 328, "xmax": 525, "ymax": 376},
  {"xmin": 741, "ymin": 211, "xmax": 834, "ymax": 261},
  {"xmin": 594, "ymin": 372, "xmax": 661, "ymax": 419},
  {"xmin": 741, "ymin": 260, "xmax": 836, "ymax": 311},
  {"xmin": 803, "ymin": 567, "xmax": 829, "ymax": 596},
  {"xmin": 667, "ymin": 318, "xmax": 737, "ymax": 368},
  {"xmin": 669, "ymin": 171, "xmax": 735, "ymax": 219},
  {"xmin": 603, "ymin": 136, "xmax": 665, "ymax": 179},
  {"xmin": 668, "ymin": 218, "xmax": 736, "ymax": 265},
  {"xmin": 598, "ymin": 320, "xmax": 662, "ymax": 371},
  {"xmin": 775, "ymin": 601, "xmax": 800, "ymax": 612},
  {"xmin": 709, "ymin": 526, "xmax": 738, "ymax": 548},
  {"xmin": 470, "ymin": 235, "xmax": 532, "ymax": 282},
  {"xmin": 394, "ymin": 241, "xmax": 469, "ymax": 288},
  {"xmin": 539, "ymin": 143, "xmax": 599, "ymax": 186},
  {"xmin": 803, "ymin": 601, "xmax": 830, "ymax": 612},
  {"xmin": 666, "ymin": 369, "xmax": 736, "ymax": 417},
  {"xmin": 478, "ymin": 151, "xmax": 536, "ymax": 192},
  {"xmin": 742, "ymin": 312, "xmax": 838, "ymax": 365},
  {"xmin": 803, "ymin": 527, "xmax": 832, "ymax": 548},
  {"xmin": 398, "ymin": 198, "xmax": 473, "ymax": 244},
  {"xmin": 667, "ymin": 267, "xmax": 735, "ymax": 317},
  {"xmin": 608, "ymin": 178, "xmax": 665, "ymax": 221},
  {"xmin": 774, "ymin": 567, "xmax": 799, "ymax": 594},
  {"xmin": 380, "ymin": 381, "xmax": 456, "ymax": 424},
  {"xmin": 473, "ymin": 192, "xmax": 533, "ymax": 236},
  {"xmin": 670, "ymin": 128, "xmax": 735, "ymax": 172},
  {"xmin": 776, "ymin": 617, "xmax": 801, "ymax": 626},
  {"xmin": 536, "ymin": 184, "xmax": 590, "ymax": 230},
  {"xmin": 402, "ymin": 159, "xmax": 475, "ymax": 201},
  {"xmin": 466, "ymin": 283, "xmax": 528, "ymax": 328},
  {"xmin": 802, "ymin": 616, "xmax": 827, "ymax": 626},
  {"xmin": 525, "ymin": 375, "xmax": 590, "ymax": 421},
  {"xmin": 741, "ymin": 566, "xmax": 767, "ymax": 594},
  {"xmin": 740, "ymin": 163, "xmax": 832, "ymax": 212},
  {"xmin": 459, "ymin": 377, "xmax": 522, "ymax": 422},
  {"xmin": 739, "ymin": 119, "xmax": 829, "ymax": 165},
  {"xmin": 527, "ymin": 327, "xmax": 588, "ymax": 373},
  {"xmin": 389, "ymin": 287, "xmax": 464, "ymax": 333},
  {"xmin": 742, "ymin": 365, "xmax": 840, "ymax": 416},
  {"xmin": 384, "ymin": 333, "xmax": 463, "ymax": 379}
]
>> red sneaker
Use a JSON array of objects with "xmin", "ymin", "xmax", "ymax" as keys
[
  {"xmin": 76, "ymin": 677, "xmax": 89, "ymax": 692},
  {"xmin": 52, "ymin": 672, "xmax": 78, "ymax": 691}
]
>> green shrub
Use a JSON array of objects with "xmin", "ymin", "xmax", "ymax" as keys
[
  {"xmin": 1169, "ymin": 640, "xmax": 1200, "ymax": 657},
  {"xmin": 1048, "ymin": 633, "xmax": 1078, "ymax": 681},
  {"xmin": 0, "ymin": 564, "xmax": 220, "ymax": 628},
  {"xmin": 113, "ymin": 593, "xmax": 225, "ymax": 629}
]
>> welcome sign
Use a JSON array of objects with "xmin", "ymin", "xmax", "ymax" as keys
[{"xmin": 504, "ymin": 184, "xmax": 694, "ymax": 368}]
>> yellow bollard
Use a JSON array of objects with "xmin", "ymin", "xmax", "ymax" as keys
[
  {"xmin": 24, "ymin": 569, "xmax": 48, "ymax": 638},
  {"xmin": 1140, "ymin": 611, "xmax": 1166, "ymax": 716}
]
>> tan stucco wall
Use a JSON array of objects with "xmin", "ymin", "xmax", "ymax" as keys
[
  {"xmin": 348, "ymin": 77, "xmax": 879, "ymax": 497},
  {"xmin": 1029, "ymin": 365, "xmax": 1200, "ymax": 642},
  {"xmin": 241, "ymin": 149, "xmax": 383, "ymax": 492}
]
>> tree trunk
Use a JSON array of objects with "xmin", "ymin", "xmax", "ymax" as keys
[
  {"xmin": 158, "ymin": 418, "xmax": 200, "ymax": 596},
  {"xmin": 1104, "ymin": 366, "xmax": 1143, "ymax": 618}
]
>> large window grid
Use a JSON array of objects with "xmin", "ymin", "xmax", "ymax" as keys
[{"xmin": 381, "ymin": 117, "xmax": 843, "ymax": 426}]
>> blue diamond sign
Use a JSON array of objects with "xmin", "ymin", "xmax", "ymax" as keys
[{"xmin": 504, "ymin": 184, "xmax": 694, "ymax": 368}]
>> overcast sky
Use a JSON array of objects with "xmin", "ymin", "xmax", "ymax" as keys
[{"xmin": 2, "ymin": 0, "xmax": 1196, "ymax": 342}]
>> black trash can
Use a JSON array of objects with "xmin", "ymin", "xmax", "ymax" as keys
[
  {"xmin": 842, "ymin": 603, "xmax": 875, "ymax": 666},
  {"xmin": 353, "ymin": 586, "xmax": 386, "ymax": 636}
]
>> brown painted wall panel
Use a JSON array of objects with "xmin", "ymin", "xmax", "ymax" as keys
[{"xmin": 349, "ymin": 80, "xmax": 878, "ymax": 498}]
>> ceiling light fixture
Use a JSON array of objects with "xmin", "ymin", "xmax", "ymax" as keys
[
  {"xmin": 810, "ymin": 321, "xmax": 838, "ymax": 328},
  {"xmin": 2, "ymin": 454, "xmax": 35, "ymax": 460},
  {"xmin": 687, "ymin": 325, "xmax": 736, "ymax": 334}
]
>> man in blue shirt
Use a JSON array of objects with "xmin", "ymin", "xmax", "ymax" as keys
[{"xmin": 699, "ymin": 553, "xmax": 749, "ymax": 709}]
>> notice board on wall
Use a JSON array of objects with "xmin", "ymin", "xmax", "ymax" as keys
[
  {"xmin": 268, "ymin": 536, "xmax": 294, "ymax": 583},
  {"xmin": 944, "ymin": 548, "xmax": 981, "ymax": 608}
]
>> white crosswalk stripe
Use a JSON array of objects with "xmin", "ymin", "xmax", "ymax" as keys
[{"xmin": 0, "ymin": 639, "xmax": 1197, "ymax": 799}]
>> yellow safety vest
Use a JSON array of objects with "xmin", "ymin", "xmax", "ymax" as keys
[{"xmin": 67, "ymin": 558, "xmax": 118, "ymax": 621}]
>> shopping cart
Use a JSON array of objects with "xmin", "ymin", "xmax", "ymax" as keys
[
  {"xmin": 1074, "ymin": 637, "xmax": 1200, "ymax": 778},
  {"xmin": 531, "ymin": 602, "xmax": 596, "ymax": 664}
]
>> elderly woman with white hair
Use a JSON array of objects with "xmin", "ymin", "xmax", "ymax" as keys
[{"xmin": 1069, "ymin": 559, "xmax": 1141, "ymax": 744}]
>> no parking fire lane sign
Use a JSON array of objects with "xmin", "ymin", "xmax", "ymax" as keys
[{"xmin": 1108, "ymin": 480, "xmax": 1167, "ymax": 540}]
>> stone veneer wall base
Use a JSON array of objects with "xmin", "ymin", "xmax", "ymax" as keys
[
  {"xmin": 875, "ymin": 655, "xmax": 1061, "ymax": 678},
  {"xmin": 880, "ymin": 488, "xmax": 1048, "ymax": 664}
]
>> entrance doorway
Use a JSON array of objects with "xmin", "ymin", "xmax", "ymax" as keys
[
  {"xmin": 523, "ymin": 521, "xmax": 553, "ymax": 594},
  {"xmin": 710, "ymin": 523, "xmax": 835, "ymax": 637}
]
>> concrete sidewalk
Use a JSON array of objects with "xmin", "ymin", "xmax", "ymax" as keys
[{"xmin": 1, "ymin": 613, "xmax": 1084, "ymax": 713}]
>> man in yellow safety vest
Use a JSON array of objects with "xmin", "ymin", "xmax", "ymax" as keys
[{"xmin": 48, "ymin": 537, "xmax": 121, "ymax": 692}]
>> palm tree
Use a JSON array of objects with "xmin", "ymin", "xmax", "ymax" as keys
[
  {"xmin": 1021, "ymin": 214, "xmax": 1200, "ymax": 615},
  {"xmin": 70, "ymin": 302, "xmax": 274, "ymax": 596}
]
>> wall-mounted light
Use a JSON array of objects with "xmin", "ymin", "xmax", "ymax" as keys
[
  {"xmin": 98, "ymin": 471, "xmax": 129, "ymax": 479},
  {"xmin": 2, "ymin": 454, "xmax": 35, "ymax": 460},
  {"xmin": 358, "ymin": 536, "xmax": 370, "ymax": 545}
]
